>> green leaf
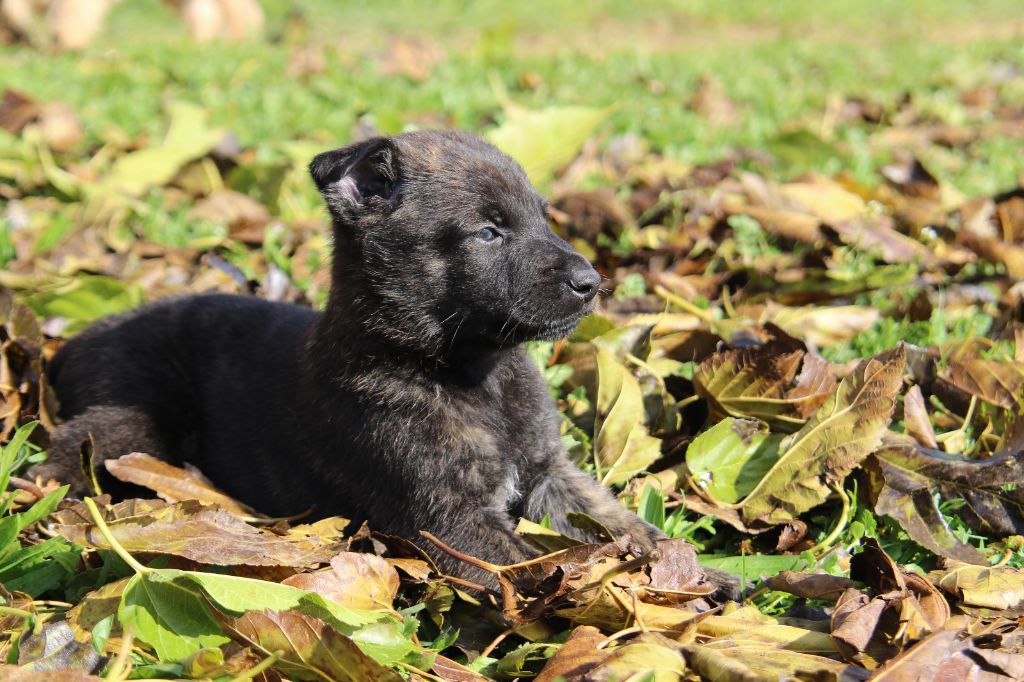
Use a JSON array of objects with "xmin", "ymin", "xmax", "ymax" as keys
[
  {"xmin": 636, "ymin": 484, "xmax": 666, "ymax": 530},
  {"xmin": 22, "ymin": 276, "xmax": 143, "ymax": 333},
  {"xmin": 699, "ymin": 553, "xmax": 807, "ymax": 578},
  {"xmin": 487, "ymin": 105, "xmax": 610, "ymax": 185},
  {"xmin": 0, "ymin": 485, "xmax": 68, "ymax": 567},
  {"xmin": 91, "ymin": 101, "xmax": 224, "ymax": 199},
  {"xmin": 686, "ymin": 418, "xmax": 782, "ymax": 504},
  {"xmin": 118, "ymin": 567, "xmax": 393, "ymax": 663},
  {"xmin": 118, "ymin": 572, "xmax": 229, "ymax": 662},
  {"xmin": 217, "ymin": 609, "xmax": 403, "ymax": 682},
  {"xmin": 0, "ymin": 422, "xmax": 39, "ymax": 513},
  {"xmin": 592, "ymin": 347, "xmax": 662, "ymax": 486},
  {"xmin": 738, "ymin": 346, "xmax": 905, "ymax": 527},
  {"xmin": 0, "ymin": 537, "xmax": 80, "ymax": 597},
  {"xmin": 89, "ymin": 615, "xmax": 114, "ymax": 655}
]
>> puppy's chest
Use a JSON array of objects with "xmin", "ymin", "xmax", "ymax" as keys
[{"xmin": 438, "ymin": 382, "xmax": 555, "ymax": 493}]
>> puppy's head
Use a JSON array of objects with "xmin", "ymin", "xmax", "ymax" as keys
[{"xmin": 310, "ymin": 130, "xmax": 601, "ymax": 357}]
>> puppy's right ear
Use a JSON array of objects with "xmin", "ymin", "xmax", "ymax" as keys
[{"xmin": 309, "ymin": 138, "xmax": 400, "ymax": 215}]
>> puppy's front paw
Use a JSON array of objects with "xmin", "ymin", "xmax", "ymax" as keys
[
  {"xmin": 702, "ymin": 566, "xmax": 749, "ymax": 602},
  {"xmin": 25, "ymin": 462, "xmax": 89, "ymax": 499}
]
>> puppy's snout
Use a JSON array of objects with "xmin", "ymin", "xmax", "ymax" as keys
[{"xmin": 567, "ymin": 265, "xmax": 601, "ymax": 301}]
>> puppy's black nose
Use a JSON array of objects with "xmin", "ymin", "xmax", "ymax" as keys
[{"xmin": 567, "ymin": 266, "xmax": 601, "ymax": 300}]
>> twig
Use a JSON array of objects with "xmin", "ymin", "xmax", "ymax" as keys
[
  {"xmin": 7, "ymin": 477, "xmax": 46, "ymax": 501},
  {"xmin": 479, "ymin": 627, "xmax": 513, "ymax": 658},
  {"xmin": 420, "ymin": 531, "xmax": 501, "ymax": 574}
]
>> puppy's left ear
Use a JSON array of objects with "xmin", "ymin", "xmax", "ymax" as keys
[{"xmin": 309, "ymin": 138, "xmax": 400, "ymax": 214}]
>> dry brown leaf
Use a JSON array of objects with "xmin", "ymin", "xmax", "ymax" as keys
[
  {"xmin": 933, "ymin": 563, "xmax": 1024, "ymax": 616},
  {"xmin": 282, "ymin": 552, "xmax": 400, "ymax": 611},
  {"xmin": 53, "ymin": 499, "xmax": 342, "ymax": 567},
  {"xmin": 682, "ymin": 641, "xmax": 866, "ymax": 681},
  {"xmin": 764, "ymin": 571, "xmax": 854, "ymax": 601},
  {"xmin": 830, "ymin": 540, "xmax": 950, "ymax": 668},
  {"xmin": 871, "ymin": 627, "xmax": 1024, "ymax": 681},
  {"xmin": 535, "ymin": 625, "xmax": 606, "ymax": 682},
  {"xmin": 104, "ymin": 453, "xmax": 256, "ymax": 515},
  {"xmin": 0, "ymin": 89, "xmax": 41, "ymax": 134},
  {"xmin": 903, "ymin": 385, "xmax": 938, "ymax": 449}
]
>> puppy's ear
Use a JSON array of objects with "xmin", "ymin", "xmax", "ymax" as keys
[{"xmin": 309, "ymin": 138, "xmax": 399, "ymax": 213}]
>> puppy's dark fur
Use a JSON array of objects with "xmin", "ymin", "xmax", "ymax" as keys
[{"xmin": 39, "ymin": 130, "xmax": 735, "ymax": 595}]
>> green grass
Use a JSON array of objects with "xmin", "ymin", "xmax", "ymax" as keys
[{"xmin": 3, "ymin": 0, "xmax": 1023, "ymax": 196}]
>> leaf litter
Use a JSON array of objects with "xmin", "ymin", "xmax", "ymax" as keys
[{"xmin": 3, "ymin": 38, "xmax": 1024, "ymax": 682}]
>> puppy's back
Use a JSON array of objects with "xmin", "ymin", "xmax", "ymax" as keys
[{"xmin": 49, "ymin": 294, "xmax": 318, "ymax": 477}]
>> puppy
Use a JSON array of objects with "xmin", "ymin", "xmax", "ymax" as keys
[{"xmin": 40, "ymin": 130, "xmax": 737, "ymax": 595}]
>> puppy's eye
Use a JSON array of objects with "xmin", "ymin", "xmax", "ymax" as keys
[{"xmin": 475, "ymin": 226, "xmax": 502, "ymax": 243}]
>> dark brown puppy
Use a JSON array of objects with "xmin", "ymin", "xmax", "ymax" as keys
[{"xmin": 39, "ymin": 130, "xmax": 737, "ymax": 595}]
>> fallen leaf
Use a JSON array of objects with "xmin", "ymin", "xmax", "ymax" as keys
[
  {"xmin": 764, "ymin": 571, "xmax": 854, "ymax": 601},
  {"xmin": 765, "ymin": 304, "xmax": 881, "ymax": 349},
  {"xmin": 686, "ymin": 418, "xmax": 782, "ymax": 504},
  {"xmin": 535, "ymin": 625, "xmax": 606, "ymax": 682},
  {"xmin": 694, "ymin": 345, "xmax": 836, "ymax": 431},
  {"xmin": 903, "ymin": 385, "xmax": 938, "ymax": 448},
  {"xmin": 104, "ymin": 453, "xmax": 256, "ymax": 515},
  {"xmin": 282, "ymin": 553, "xmax": 400, "ymax": 611},
  {"xmin": 871, "ymin": 627, "xmax": 1024, "ymax": 681},
  {"xmin": 830, "ymin": 540, "xmax": 949, "ymax": 668},
  {"xmin": 592, "ymin": 347, "xmax": 663, "ymax": 486},
  {"xmin": 739, "ymin": 346, "xmax": 905, "ymax": 527},
  {"xmin": 585, "ymin": 636, "xmax": 686, "ymax": 680},
  {"xmin": 91, "ymin": 101, "xmax": 225, "ymax": 199},
  {"xmin": 933, "ymin": 562, "xmax": 1024, "ymax": 616},
  {"xmin": 0, "ymin": 89, "xmax": 41, "ymax": 134},
  {"xmin": 867, "ymin": 441, "xmax": 1024, "ymax": 563},
  {"xmin": 488, "ymin": 105, "xmax": 610, "ymax": 185},
  {"xmin": 53, "ymin": 499, "xmax": 342, "ymax": 567},
  {"xmin": 17, "ymin": 622, "xmax": 104, "ymax": 673},
  {"xmin": 682, "ymin": 641, "xmax": 866, "ymax": 681},
  {"xmin": 218, "ymin": 609, "xmax": 402, "ymax": 682}
]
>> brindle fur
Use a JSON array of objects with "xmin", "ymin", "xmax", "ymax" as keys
[{"xmin": 37, "ymin": 130, "xmax": 738, "ymax": 596}]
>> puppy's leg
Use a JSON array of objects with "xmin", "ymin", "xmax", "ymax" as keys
[
  {"xmin": 523, "ymin": 457, "xmax": 744, "ymax": 601},
  {"xmin": 418, "ymin": 508, "xmax": 536, "ymax": 589},
  {"xmin": 31, "ymin": 405, "xmax": 169, "ymax": 497},
  {"xmin": 524, "ymin": 457, "xmax": 662, "ymax": 546}
]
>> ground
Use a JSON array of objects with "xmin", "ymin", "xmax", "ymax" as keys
[{"xmin": 2, "ymin": 1, "xmax": 1024, "ymax": 680}]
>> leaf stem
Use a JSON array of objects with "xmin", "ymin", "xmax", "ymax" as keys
[
  {"xmin": 103, "ymin": 626, "xmax": 134, "ymax": 681},
  {"xmin": 395, "ymin": 660, "xmax": 446, "ymax": 682},
  {"xmin": 653, "ymin": 284, "xmax": 718, "ymax": 323},
  {"xmin": 83, "ymin": 497, "xmax": 149, "ymax": 575},
  {"xmin": 0, "ymin": 606, "xmax": 34, "ymax": 621},
  {"xmin": 809, "ymin": 484, "xmax": 851, "ymax": 556}
]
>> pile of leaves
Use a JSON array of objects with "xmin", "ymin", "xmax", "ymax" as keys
[{"xmin": 3, "ymin": 44, "xmax": 1024, "ymax": 681}]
